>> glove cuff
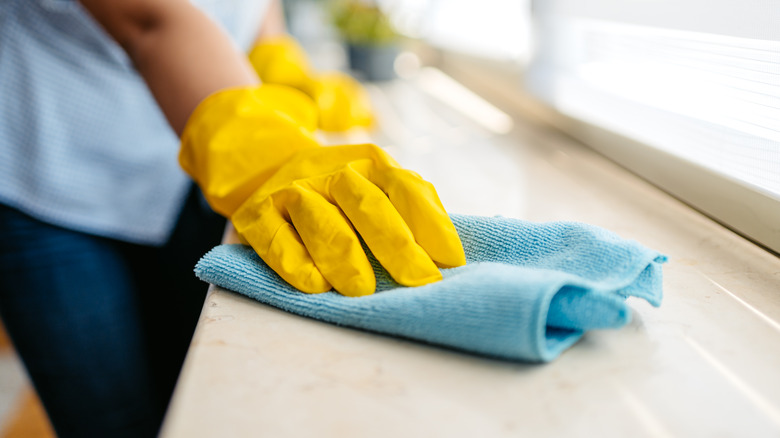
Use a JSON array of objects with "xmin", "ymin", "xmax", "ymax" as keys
[{"xmin": 179, "ymin": 85, "xmax": 321, "ymax": 216}]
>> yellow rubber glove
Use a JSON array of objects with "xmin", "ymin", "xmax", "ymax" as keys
[
  {"xmin": 180, "ymin": 86, "xmax": 466, "ymax": 297},
  {"xmin": 248, "ymin": 35, "xmax": 374, "ymax": 132},
  {"xmin": 179, "ymin": 85, "xmax": 320, "ymax": 217}
]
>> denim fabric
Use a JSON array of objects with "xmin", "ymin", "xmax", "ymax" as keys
[
  {"xmin": 0, "ymin": 186, "xmax": 226, "ymax": 438},
  {"xmin": 194, "ymin": 214, "xmax": 667, "ymax": 363}
]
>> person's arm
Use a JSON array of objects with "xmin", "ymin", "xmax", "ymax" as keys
[
  {"xmin": 79, "ymin": 0, "xmax": 259, "ymax": 135},
  {"xmin": 80, "ymin": 0, "xmax": 465, "ymax": 296},
  {"xmin": 254, "ymin": 0, "xmax": 288, "ymax": 41}
]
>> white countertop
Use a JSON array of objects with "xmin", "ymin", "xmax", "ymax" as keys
[{"xmin": 160, "ymin": 75, "xmax": 780, "ymax": 438}]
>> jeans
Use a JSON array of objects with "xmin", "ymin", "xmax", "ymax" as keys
[{"xmin": 0, "ymin": 186, "xmax": 226, "ymax": 437}]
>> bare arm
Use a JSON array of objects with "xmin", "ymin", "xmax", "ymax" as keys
[
  {"xmin": 79, "ymin": 0, "xmax": 260, "ymax": 135},
  {"xmin": 255, "ymin": 0, "xmax": 288, "ymax": 41}
]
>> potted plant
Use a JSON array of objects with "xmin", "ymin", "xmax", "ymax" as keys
[{"xmin": 329, "ymin": 0, "xmax": 401, "ymax": 81}]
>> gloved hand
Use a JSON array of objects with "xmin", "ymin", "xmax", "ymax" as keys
[
  {"xmin": 248, "ymin": 35, "xmax": 374, "ymax": 132},
  {"xmin": 180, "ymin": 85, "xmax": 465, "ymax": 297}
]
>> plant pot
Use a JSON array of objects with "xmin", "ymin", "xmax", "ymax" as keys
[{"xmin": 347, "ymin": 43, "xmax": 399, "ymax": 82}]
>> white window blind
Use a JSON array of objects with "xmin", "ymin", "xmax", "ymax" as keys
[
  {"xmin": 526, "ymin": 0, "xmax": 780, "ymax": 252},
  {"xmin": 373, "ymin": 0, "xmax": 779, "ymax": 252}
]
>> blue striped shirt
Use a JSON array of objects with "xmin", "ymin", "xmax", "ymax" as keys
[{"xmin": 0, "ymin": 0, "xmax": 269, "ymax": 245}]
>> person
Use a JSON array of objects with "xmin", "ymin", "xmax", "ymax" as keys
[{"xmin": 0, "ymin": 0, "xmax": 464, "ymax": 436}]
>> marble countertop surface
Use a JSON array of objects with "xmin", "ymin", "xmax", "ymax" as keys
[{"xmin": 160, "ymin": 76, "xmax": 780, "ymax": 438}]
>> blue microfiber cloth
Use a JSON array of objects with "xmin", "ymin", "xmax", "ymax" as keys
[{"xmin": 194, "ymin": 214, "xmax": 667, "ymax": 362}]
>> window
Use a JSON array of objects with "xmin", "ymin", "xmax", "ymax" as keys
[
  {"xmin": 525, "ymin": 0, "xmax": 780, "ymax": 253},
  {"xmin": 328, "ymin": 0, "xmax": 780, "ymax": 253}
]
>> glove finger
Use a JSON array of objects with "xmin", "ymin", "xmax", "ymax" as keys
[
  {"xmin": 329, "ymin": 165, "xmax": 442, "ymax": 287},
  {"xmin": 315, "ymin": 72, "xmax": 374, "ymax": 132},
  {"xmin": 232, "ymin": 191, "xmax": 331, "ymax": 294},
  {"xmin": 285, "ymin": 184, "xmax": 376, "ymax": 297},
  {"xmin": 248, "ymin": 36, "xmax": 313, "ymax": 92},
  {"xmin": 374, "ymin": 167, "xmax": 466, "ymax": 269}
]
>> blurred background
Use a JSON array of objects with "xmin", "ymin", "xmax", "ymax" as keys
[
  {"xmin": 283, "ymin": 0, "xmax": 780, "ymax": 253},
  {"xmin": 285, "ymin": 0, "xmax": 779, "ymax": 205}
]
